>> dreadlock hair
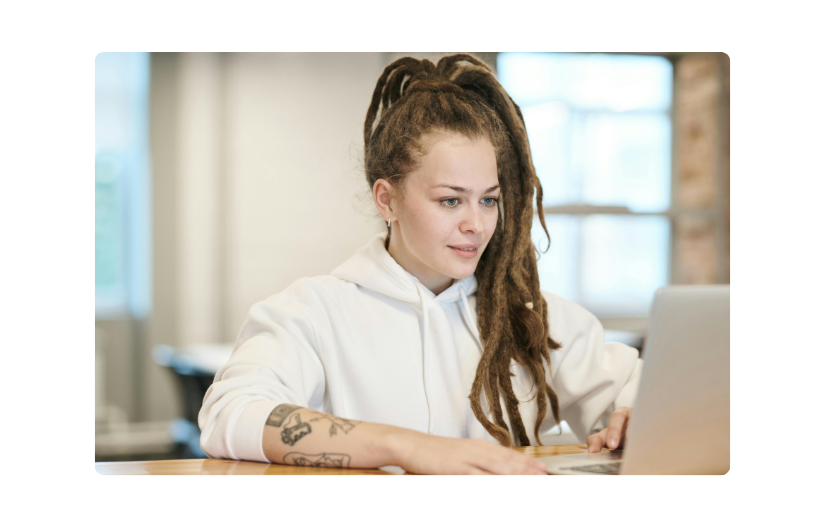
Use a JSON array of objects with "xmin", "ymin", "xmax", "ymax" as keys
[{"xmin": 363, "ymin": 54, "xmax": 563, "ymax": 447}]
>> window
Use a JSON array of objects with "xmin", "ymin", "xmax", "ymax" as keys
[
  {"xmin": 95, "ymin": 52, "xmax": 151, "ymax": 319},
  {"xmin": 498, "ymin": 52, "xmax": 673, "ymax": 317}
]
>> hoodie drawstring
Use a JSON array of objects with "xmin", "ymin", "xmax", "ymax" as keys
[
  {"xmin": 415, "ymin": 283, "xmax": 433, "ymax": 435},
  {"xmin": 458, "ymin": 285, "xmax": 483, "ymax": 354}
]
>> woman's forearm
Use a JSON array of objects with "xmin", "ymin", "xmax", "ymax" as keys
[
  {"xmin": 261, "ymin": 404, "xmax": 414, "ymax": 469},
  {"xmin": 262, "ymin": 404, "xmax": 548, "ymax": 474}
]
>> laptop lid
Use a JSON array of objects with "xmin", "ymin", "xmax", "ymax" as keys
[{"xmin": 620, "ymin": 285, "xmax": 730, "ymax": 474}]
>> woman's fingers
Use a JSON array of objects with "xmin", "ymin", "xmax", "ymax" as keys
[
  {"xmin": 466, "ymin": 466, "xmax": 496, "ymax": 475},
  {"xmin": 499, "ymin": 447, "xmax": 547, "ymax": 475},
  {"xmin": 482, "ymin": 453, "xmax": 547, "ymax": 476},
  {"xmin": 405, "ymin": 435, "xmax": 550, "ymax": 474},
  {"xmin": 475, "ymin": 461, "xmax": 547, "ymax": 476},
  {"xmin": 588, "ymin": 407, "xmax": 633, "ymax": 453},
  {"xmin": 618, "ymin": 407, "xmax": 632, "ymax": 448},
  {"xmin": 605, "ymin": 409, "xmax": 627, "ymax": 449},
  {"xmin": 587, "ymin": 431, "xmax": 606, "ymax": 453},
  {"xmin": 606, "ymin": 407, "xmax": 633, "ymax": 449},
  {"xmin": 471, "ymin": 442, "xmax": 546, "ymax": 475}
]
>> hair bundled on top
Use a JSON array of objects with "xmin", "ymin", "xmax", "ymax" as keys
[{"xmin": 363, "ymin": 54, "xmax": 562, "ymax": 447}]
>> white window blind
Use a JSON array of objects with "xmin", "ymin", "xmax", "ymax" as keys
[{"xmin": 499, "ymin": 53, "xmax": 673, "ymax": 317}]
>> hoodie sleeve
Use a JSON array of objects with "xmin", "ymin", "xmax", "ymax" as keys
[
  {"xmin": 542, "ymin": 291, "xmax": 643, "ymax": 443},
  {"xmin": 198, "ymin": 283, "xmax": 327, "ymax": 462}
]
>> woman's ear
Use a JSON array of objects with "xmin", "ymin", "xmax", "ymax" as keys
[{"xmin": 373, "ymin": 179, "xmax": 395, "ymax": 223}]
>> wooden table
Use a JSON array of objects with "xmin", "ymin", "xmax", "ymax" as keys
[{"xmin": 95, "ymin": 444, "xmax": 590, "ymax": 475}]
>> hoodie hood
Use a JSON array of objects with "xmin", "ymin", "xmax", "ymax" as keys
[
  {"xmin": 330, "ymin": 233, "xmax": 478, "ymax": 305},
  {"xmin": 331, "ymin": 233, "xmax": 482, "ymax": 436}
]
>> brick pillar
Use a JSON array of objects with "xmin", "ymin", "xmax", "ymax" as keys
[
  {"xmin": 722, "ymin": 54, "xmax": 731, "ymax": 283},
  {"xmin": 672, "ymin": 53, "xmax": 730, "ymax": 284}
]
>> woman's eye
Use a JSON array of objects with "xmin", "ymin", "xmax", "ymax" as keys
[
  {"xmin": 442, "ymin": 198, "xmax": 459, "ymax": 207},
  {"xmin": 482, "ymin": 197, "xmax": 498, "ymax": 206}
]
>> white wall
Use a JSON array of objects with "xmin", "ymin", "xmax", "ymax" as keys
[
  {"xmin": 144, "ymin": 53, "xmax": 388, "ymax": 421},
  {"xmin": 177, "ymin": 53, "xmax": 224, "ymax": 346},
  {"xmin": 224, "ymin": 53, "xmax": 387, "ymax": 335}
]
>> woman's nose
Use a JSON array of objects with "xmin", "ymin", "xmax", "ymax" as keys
[{"xmin": 460, "ymin": 206, "xmax": 483, "ymax": 234}]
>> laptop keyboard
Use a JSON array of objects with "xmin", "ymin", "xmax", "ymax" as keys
[{"xmin": 562, "ymin": 462, "xmax": 622, "ymax": 475}]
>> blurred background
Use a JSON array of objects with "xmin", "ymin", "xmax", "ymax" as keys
[{"xmin": 95, "ymin": 52, "xmax": 729, "ymax": 461}]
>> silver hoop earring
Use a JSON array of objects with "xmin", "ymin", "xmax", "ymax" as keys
[{"xmin": 387, "ymin": 218, "xmax": 391, "ymax": 230}]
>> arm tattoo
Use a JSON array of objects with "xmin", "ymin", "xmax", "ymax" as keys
[
  {"xmin": 307, "ymin": 414, "xmax": 359, "ymax": 437},
  {"xmin": 266, "ymin": 404, "xmax": 301, "ymax": 427},
  {"xmin": 265, "ymin": 405, "xmax": 360, "ymax": 444},
  {"xmin": 280, "ymin": 413, "xmax": 312, "ymax": 446},
  {"xmin": 284, "ymin": 452, "xmax": 351, "ymax": 469}
]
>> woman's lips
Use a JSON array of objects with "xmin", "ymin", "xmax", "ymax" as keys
[{"xmin": 448, "ymin": 245, "xmax": 480, "ymax": 259}]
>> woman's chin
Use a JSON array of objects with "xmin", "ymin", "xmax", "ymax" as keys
[{"xmin": 443, "ymin": 263, "xmax": 478, "ymax": 281}]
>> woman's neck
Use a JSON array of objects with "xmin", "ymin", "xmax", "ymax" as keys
[{"xmin": 386, "ymin": 233, "xmax": 454, "ymax": 296}]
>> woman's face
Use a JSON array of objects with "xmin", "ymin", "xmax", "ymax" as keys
[{"xmin": 386, "ymin": 131, "xmax": 500, "ymax": 294}]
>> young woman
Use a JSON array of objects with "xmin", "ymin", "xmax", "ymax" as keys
[{"xmin": 198, "ymin": 54, "xmax": 642, "ymax": 475}]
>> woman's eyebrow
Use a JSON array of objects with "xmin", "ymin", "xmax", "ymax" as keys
[{"xmin": 432, "ymin": 184, "xmax": 501, "ymax": 193}]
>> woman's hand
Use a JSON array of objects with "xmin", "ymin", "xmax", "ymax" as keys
[
  {"xmin": 390, "ymin": 431, "xmax": 547, "ymax": 475},
  {"xmin": 586, "ymin": 406, "xmax": 633, "ymax": 453}
]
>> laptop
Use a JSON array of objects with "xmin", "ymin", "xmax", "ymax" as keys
[{"xmin": 539, "ymin": 285, "xmax": 730, "ymax": 475}]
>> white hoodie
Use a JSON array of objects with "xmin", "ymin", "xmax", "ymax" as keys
[{"xmin": 199, "ymin": 234, "xmax": 643, "ymax": 462}]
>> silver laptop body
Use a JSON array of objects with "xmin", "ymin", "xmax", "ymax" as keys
[{"xmin": 539, "ymin": 285, "xmax": 730, "ymax": 475}]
